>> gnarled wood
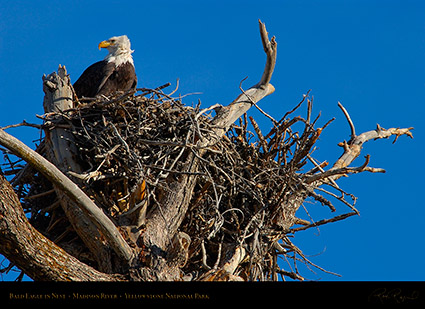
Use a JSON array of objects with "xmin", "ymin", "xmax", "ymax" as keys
[
  {"xmin": 0, "ymin": 174, "xmax": 121, "ymax": 281},
  {"xmin": 43, "ymin": 65, "xmax": 114, "ymax": 272},
  {"xmin": 42, "ymin": 66, "xmax": 134, "ymax": 266}
]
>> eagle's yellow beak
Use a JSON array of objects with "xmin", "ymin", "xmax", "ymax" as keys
[{"xmin": 98, "ymin": 40, "xmax": 113, "ymax": 50}]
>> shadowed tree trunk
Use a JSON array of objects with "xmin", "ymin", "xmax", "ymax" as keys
[{"xmin": 0, "ymin": 172, "xmax": 121, "ymax": 281}]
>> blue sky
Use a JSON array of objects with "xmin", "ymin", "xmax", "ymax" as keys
[{"xmin": 0, "ymin": 0, "xmax": 424, "ymax": 281}]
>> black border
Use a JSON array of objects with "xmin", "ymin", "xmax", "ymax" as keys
[{"xmin": 1, "ymin": 281, "xmax": 424, "ymax": 305}]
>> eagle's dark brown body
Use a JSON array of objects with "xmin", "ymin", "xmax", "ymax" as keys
[{"xmin": 73, "ymin": 60, "xmax": 137, "ymax": 98}]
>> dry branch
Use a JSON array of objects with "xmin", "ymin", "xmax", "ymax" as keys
[{"xmin": 211, "ymin": 19, "xmax": 277, "ymax": 139}]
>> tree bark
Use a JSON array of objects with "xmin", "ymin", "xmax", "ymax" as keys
[
  {"xmin": 0, "ymin": 174, "xmax": 121, "ymax": 281},
  {"xmin": 42, "ymin": 65, "xmax": 132, "ymax": 272}
]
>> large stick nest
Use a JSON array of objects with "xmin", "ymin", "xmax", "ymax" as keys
[{"xmin": 2, "ymin": 85, "xmax": 359, "ymax": 281}]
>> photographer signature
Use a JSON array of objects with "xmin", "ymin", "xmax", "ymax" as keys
[{"xmin": 369, "ymin": 288, "xmax": 420, "ymax": 304}]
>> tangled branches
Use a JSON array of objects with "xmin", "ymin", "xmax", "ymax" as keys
[{"xmin": 1, "ymin": 81, "xmax": 412, "ymax": 281}]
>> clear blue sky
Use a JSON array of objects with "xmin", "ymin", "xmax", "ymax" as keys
[{"xmin": 0, "ymin": 0, "xmax": 424, "ymax": 281}]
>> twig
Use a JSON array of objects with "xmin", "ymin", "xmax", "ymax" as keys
[
  {"xmin": 1, "ymin": 121, "xmax": 43, "ymax": 130},
  {"xmin": 168, "ymin": 79, "xmax": 179, "ymax": 96},
  {"xmin": 110, "ymin": 123, "xmax": 133, "ymax": 159},
  {"xmin": 305, "ymin": 155, "xmax": 385, "ymax": 184},
  {"xmin": 315, "ymin": 186, "xmax": 358, "ymax": 213},
  {"xmin": 338, "ymin": 102, "xmax": 356, "ymax": 140},
  {"xmin": 277, "ymin": 90, "xmax": 311, "ymax": 124},
  {"xmin": 196, "ymin": 104, "xmax": 223, "ymax": 121},
  {"xmin": 23, "ymin": 188, "xmax": 55, "ymax": 200},
  {"xmin": 239, "ymin": 79, "xmax": 279, "ymax": 126},
  {"xmin": 290, "ymin": 211, "xmax": 358, "ymax": 233},
  {"xmin": 201, "ymin": 240, "xmax": 211, "ymax": 270}
]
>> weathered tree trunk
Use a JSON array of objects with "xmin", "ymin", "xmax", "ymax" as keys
[
  {"xmin": 42, "ymin": 65, "xmax": 132, "ymax": 272},
  {"xmin": 0, "ymin": 174, "xmax": 121, "ymax": 281}
]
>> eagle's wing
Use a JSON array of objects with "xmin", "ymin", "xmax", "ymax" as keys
[
  {"xmin": 96, "ymin": 62, "xmax": 116, "ymax": 95},
  {"xmin": 73, "ymin": 61, "xmax": 115, "ymax": 98}
]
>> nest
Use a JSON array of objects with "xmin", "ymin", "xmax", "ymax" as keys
[{"xmin": 2, "ymin": 84, "xmax": 358, "ymax": 281}]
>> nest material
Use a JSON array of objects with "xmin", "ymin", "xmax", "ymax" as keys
[{"xmin": 2, "ymin": 85, "xmax": 358, "ymax": 281}]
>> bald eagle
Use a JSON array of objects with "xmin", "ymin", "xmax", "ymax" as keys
[{"xmin": 73, "ymin": 35, "xmax": 137, "ymax": 99}]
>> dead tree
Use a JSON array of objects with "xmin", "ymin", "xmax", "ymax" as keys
[{"xmin": 0, "ymin": 21, "xmax": 413, "ymax": 281}]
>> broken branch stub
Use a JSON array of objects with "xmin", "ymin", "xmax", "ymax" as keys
[
  {"xmin": 210, "ymin": 19, "xmax": 277, "ymax": 139},
  {"xmin": 42, "ymin": 66, "xmax": 135, "ymax": 266}
]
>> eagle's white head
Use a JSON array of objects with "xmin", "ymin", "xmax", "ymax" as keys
[{"xmin": 98, "ymin": 35, "xmax": 134, "ymax": 67}]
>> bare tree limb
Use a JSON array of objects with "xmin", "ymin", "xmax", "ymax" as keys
[
  {"xmin": 333, "ymin": 103, "xmax": 413, "ymax": 171},
  {"xmin": 304, "ymin": 103, "xmax": 414, "ymax": 187},
  {"xmin": 337, "ymin": 101, "xmax": 356, "ymax": 140},
  {"xmin": 257, "ymin": 19, "xmax": 277, "ymax": 86},
  {"xmin": 210, "ymin": 19, "xmax": 277, "ymax": 139},
  {"xmin": 332, "ymin": 125, "xmax": 414, "ymax": 172},
  {"xmin": 305, "ymin": 154, "xmax": 385, "ymax": 184}
]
